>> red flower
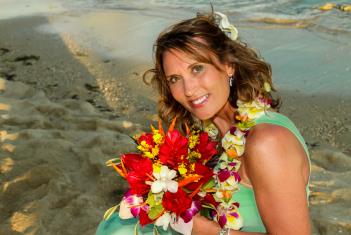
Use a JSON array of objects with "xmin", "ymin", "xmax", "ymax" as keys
[
  {"xmin": 139, "ymin": 208, "xmax": 154, "ymax": 226},
  {"xmin": 158, "ymin": 130, "xmax": 188, "ymax": 168},
  {"xmin": 195, "ymin": 132, "xmax": 217, "ymax": 164},
  {"xmin": 185, "ymin": 163, "xmax": 213, "ymax": 191},
  {"xmin": 162, "ymin": 188, "xmax": 192, "ymax": 216},
  {"xmin": 203, "ymin": 193, "xmax": 219, "ymax": 208},
  {"xmin": 121, "ymin": 153, "xmax": 153, "ymax": 195},
  {"xmin": 137, "ymin": 133, "xmax": 155, "ymax": 147}
]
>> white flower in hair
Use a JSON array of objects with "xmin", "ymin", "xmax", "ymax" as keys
[{"xmin": 215, "ymin": 12, "xmax": 238, "ymax": 40}]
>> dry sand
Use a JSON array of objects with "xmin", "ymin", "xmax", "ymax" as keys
[{"xmin": 0, "ymin": 10, "xmax": 350, "ymax": 235}]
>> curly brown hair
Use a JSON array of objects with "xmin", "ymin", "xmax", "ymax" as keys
[{"xmin": 143, "ymin": 12, "xmax": 280, "ymax": 127}]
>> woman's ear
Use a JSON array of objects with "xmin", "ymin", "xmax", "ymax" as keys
[{"xmin": 225, "ymin": 63, "xmax": 235, "ymax": 77}]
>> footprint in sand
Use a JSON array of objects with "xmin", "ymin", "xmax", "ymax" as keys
[
  {"xmin": 0, "ymin": 47, "xmax": 10, "ymax": 56},
  {"xmin": 13, "ymin": 54, "xmax": 40, "ymax": 66},
  {"xmin": 0, "ymin": 72, "xmax": 16, "ymax": 81},
  {"xmin": 0, "ymin": 65, "xmax": 16, "ymax": 81}
]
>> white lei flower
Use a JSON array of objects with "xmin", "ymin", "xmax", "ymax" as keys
[{"xmin": 213, "ymin": 97, "xmax": 271, "ymax": 230}]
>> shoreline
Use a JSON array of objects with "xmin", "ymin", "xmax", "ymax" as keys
[{"xmin": 1, "ymin": 12, "xmax": 350, "ymax": 235}]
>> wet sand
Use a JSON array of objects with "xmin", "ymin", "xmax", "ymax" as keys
[{"xmin": 0, "ymin": 9, "xmax": 350, "ymax": 235}]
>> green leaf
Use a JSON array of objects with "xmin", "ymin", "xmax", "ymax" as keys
[
  {"xmin": 200, "ymin": 207, "xmax": 211, "ymax": 218},
  {"xmin": 153, "ymin": 226, "xmax": 160, "ymax": 235},
  {"xmin": 103, "ymin": 204, "xmax": 119, "ymax": 220},
  {"xmin": 182, "ymin": 187, "xmax": 191, "ymax": 193},
  {"xmin": 202, "ymin": 203, "xmax": 216, "ymax": 210},
  {"xmin": 146, "ymin": 191, "xmax": 156, "ymax": 206},
  {"xmin": 134, "ymin": 221, "xmax": 139, "ymax": 235},
  {"xmin": 202, "ymin": 178, "xmax": 215, "ymax": 190},
  {"xmin": 148, "ymin": 204, "xmax": 164, "ymax": 220},
  {"xmin": 146, "ymin": 191, "xmax": 163, "ymax": 208},
  {"xmin": 129, "ymin": 135, "xmax": 139, "ymax": 145}
]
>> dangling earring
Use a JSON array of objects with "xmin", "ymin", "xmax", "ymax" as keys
[{"xmin": 229, "ymin": 74, "xmax": 234, "ymax": 87}]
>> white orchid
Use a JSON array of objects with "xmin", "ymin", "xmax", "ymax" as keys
[
  {"xmin": 118, "ymin": 194, "xmax": 144, "ymax": 219},
  {"xmin": 170, "ymin": 216, "xmax": 193, "ymax": 235},
  {"xmin": 151, "ymin": 165, "xmax": 178, "ymax": 194},
  {"xmin": 155, "ymin": 212, "xmax": 172, "ymax": 231},
  {"xmin": 222, "ymin": 130, "xmax": 246, "ymax": 156},
  {"xmin": 119, "ymin": 199, "xmax": 134, "ymax": 219},
  {"xmin": 226, "ymin": 209, "xmax": 244, "ymax": 231},
  {"xmin": 237, "ymin": 99, "xmax": 268, "ymax": 120}
]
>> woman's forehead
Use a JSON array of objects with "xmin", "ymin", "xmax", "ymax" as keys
[
  {"xmin": 162, "ymin": 46, "xmax": 223, "ymax": 72},
  {"xmin": 163, "ymin": 49, "xmax": 196, "ymax": 65}
]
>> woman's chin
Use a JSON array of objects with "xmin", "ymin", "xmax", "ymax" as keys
[{"xmin": 193, "ymin": 112, "xmax": 214, "ymax": 121}]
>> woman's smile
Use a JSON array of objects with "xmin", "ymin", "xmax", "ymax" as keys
[{"xmin": 190, "ymin": 94, "xmax": 209, "ymax": 107}]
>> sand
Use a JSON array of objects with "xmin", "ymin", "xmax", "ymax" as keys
[{"xmin": 0, "ymin": 8, "xmax": 350, "ymax": 235}]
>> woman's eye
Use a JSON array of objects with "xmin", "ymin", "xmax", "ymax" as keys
[
  {"xmin": 168, "ymin": 76, "xmax": 179, "ymax": 84},
  {"xmin": 192, "ymin": 64, "xmax": 204, "ymax": 74}
]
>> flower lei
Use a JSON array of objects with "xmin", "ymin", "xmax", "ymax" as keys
[{"xmin": 206, "ymin": 93, "xmax": 272, "ymax": 230}]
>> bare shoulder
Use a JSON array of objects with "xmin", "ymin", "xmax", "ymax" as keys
[
  {"xmin": 246, "ymin": 122, "xmax": 297, "ymax": 148},
  {"xmin": 244, "ymin": 123, "xmax": 309, "ymax": 185},
  {"xmin": 245, "ymin": 122, "xmax": 306, "ymax": 159}
]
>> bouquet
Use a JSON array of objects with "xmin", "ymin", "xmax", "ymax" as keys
[{"xmin": 104, "ymin": 118, "xmax": 243, "ymax": 234}]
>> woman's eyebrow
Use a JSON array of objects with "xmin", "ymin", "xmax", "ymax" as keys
[
  {"xmin": 165, "ymin": 62, "xmax": 199, "ymax": 78},
  {"xmin": 187, "ymin": 62, "xmax": 198, "ymax": 69}
]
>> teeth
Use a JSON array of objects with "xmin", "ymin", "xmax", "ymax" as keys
[{"xmin": 192, "ymin": 95, "xmax": 208, "ymax": 105}]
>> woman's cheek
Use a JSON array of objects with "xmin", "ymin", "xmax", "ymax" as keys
[{"xmin": 170, "ymin": 85, "xmax": 184, "ymax": 104}]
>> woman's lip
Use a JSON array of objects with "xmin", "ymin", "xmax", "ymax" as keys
[{"xmin": 190, "ymin": 94, "xmax": 209, "ymax": 107}]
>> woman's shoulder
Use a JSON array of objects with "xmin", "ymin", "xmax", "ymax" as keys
[
  {"xmin": 245, "ymin": 121, "xmax": 307, "ymax": 169},
  {"xmin": 247, "ymin": 121, "xmax": 295, "ymax": 147}
]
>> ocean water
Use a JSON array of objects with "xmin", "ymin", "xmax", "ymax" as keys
[
  {"xmin": 60, "ymin": 0, "xmax": 351, "ymax": 96},
  {"xmin": 67, "ymin": 0, "xmax": 351, "ymax": 34}
]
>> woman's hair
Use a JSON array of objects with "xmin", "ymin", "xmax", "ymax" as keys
[{"xmin": 143, "ymin": 12, "xmax": 280, "ymax": 126}]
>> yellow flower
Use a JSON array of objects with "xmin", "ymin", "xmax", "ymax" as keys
[
  {"xmin": 144, "ymin": 152, "xmax": 154, "ymax": 159},
  {"xmin": 188, "ymin": 151, "xmax": 201, "ymax": 162},
  {"xmin": 153, "ymin": 163, "xmax": 162, "ymax": 174},
  {"xmin": 152, "ymin": 146, "xmax": 159, "ymax": 156},
  {"xmin": 137, "ymin": 140, "xmax": 150, "ymax": 153},
  {"xmin": 188, "ymin": 132, "xmax": 199, "ymax": 149},
  {"xmin": 178, "ymin": 163, "xmax": 187, "ymax": 176},
  {"xmin": 190, "ymin": 163, "xmax": 195, "ymax": 171},
  {"xmin": 152, "ymin": 130, "xmax": 164, "ymax": 145}
]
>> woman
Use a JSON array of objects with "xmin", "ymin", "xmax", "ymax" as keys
[{"xmin": 96, "ymin": 12, "xmax": 311, "ymax": 235}]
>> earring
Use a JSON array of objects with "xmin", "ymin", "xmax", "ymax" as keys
[{"xmin": 229, "ymin": 74, "xmax": 234, "ymax": 87}]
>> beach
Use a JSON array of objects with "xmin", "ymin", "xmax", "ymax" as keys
[{"xmin": 0, "ymin": 2, "xmax": 350, "ymax": 235}]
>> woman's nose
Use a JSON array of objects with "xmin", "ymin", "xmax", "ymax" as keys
[{"xmin": 184, "ymin": 77, "xmax": 198, "ymax": 97}]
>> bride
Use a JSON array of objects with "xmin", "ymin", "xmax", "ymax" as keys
[{"xmin": 96, "ymin": 11, "xmax": 311, "ymax": 235}]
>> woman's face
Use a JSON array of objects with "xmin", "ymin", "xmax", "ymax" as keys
[{"xmin": 163, "ymin": 49, "xmax": 233, "ymax": 120}]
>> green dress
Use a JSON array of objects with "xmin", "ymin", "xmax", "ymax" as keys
[{"xmin": 96, "ymin": 112, "xmax": 310, "ymax": 234}]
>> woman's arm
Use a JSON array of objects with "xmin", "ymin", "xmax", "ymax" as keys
[
  {"xmin": 191, "ymin": 123, "xmax": 311, "ymax": 235},
  {"xmin": 243, "ymin": 123, "xmax": 311, "ymax": 235}
]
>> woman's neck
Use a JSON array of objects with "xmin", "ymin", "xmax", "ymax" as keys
[{"xmin": 211, "ymin": 101, "xmax": 236, "ymax": 137}]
